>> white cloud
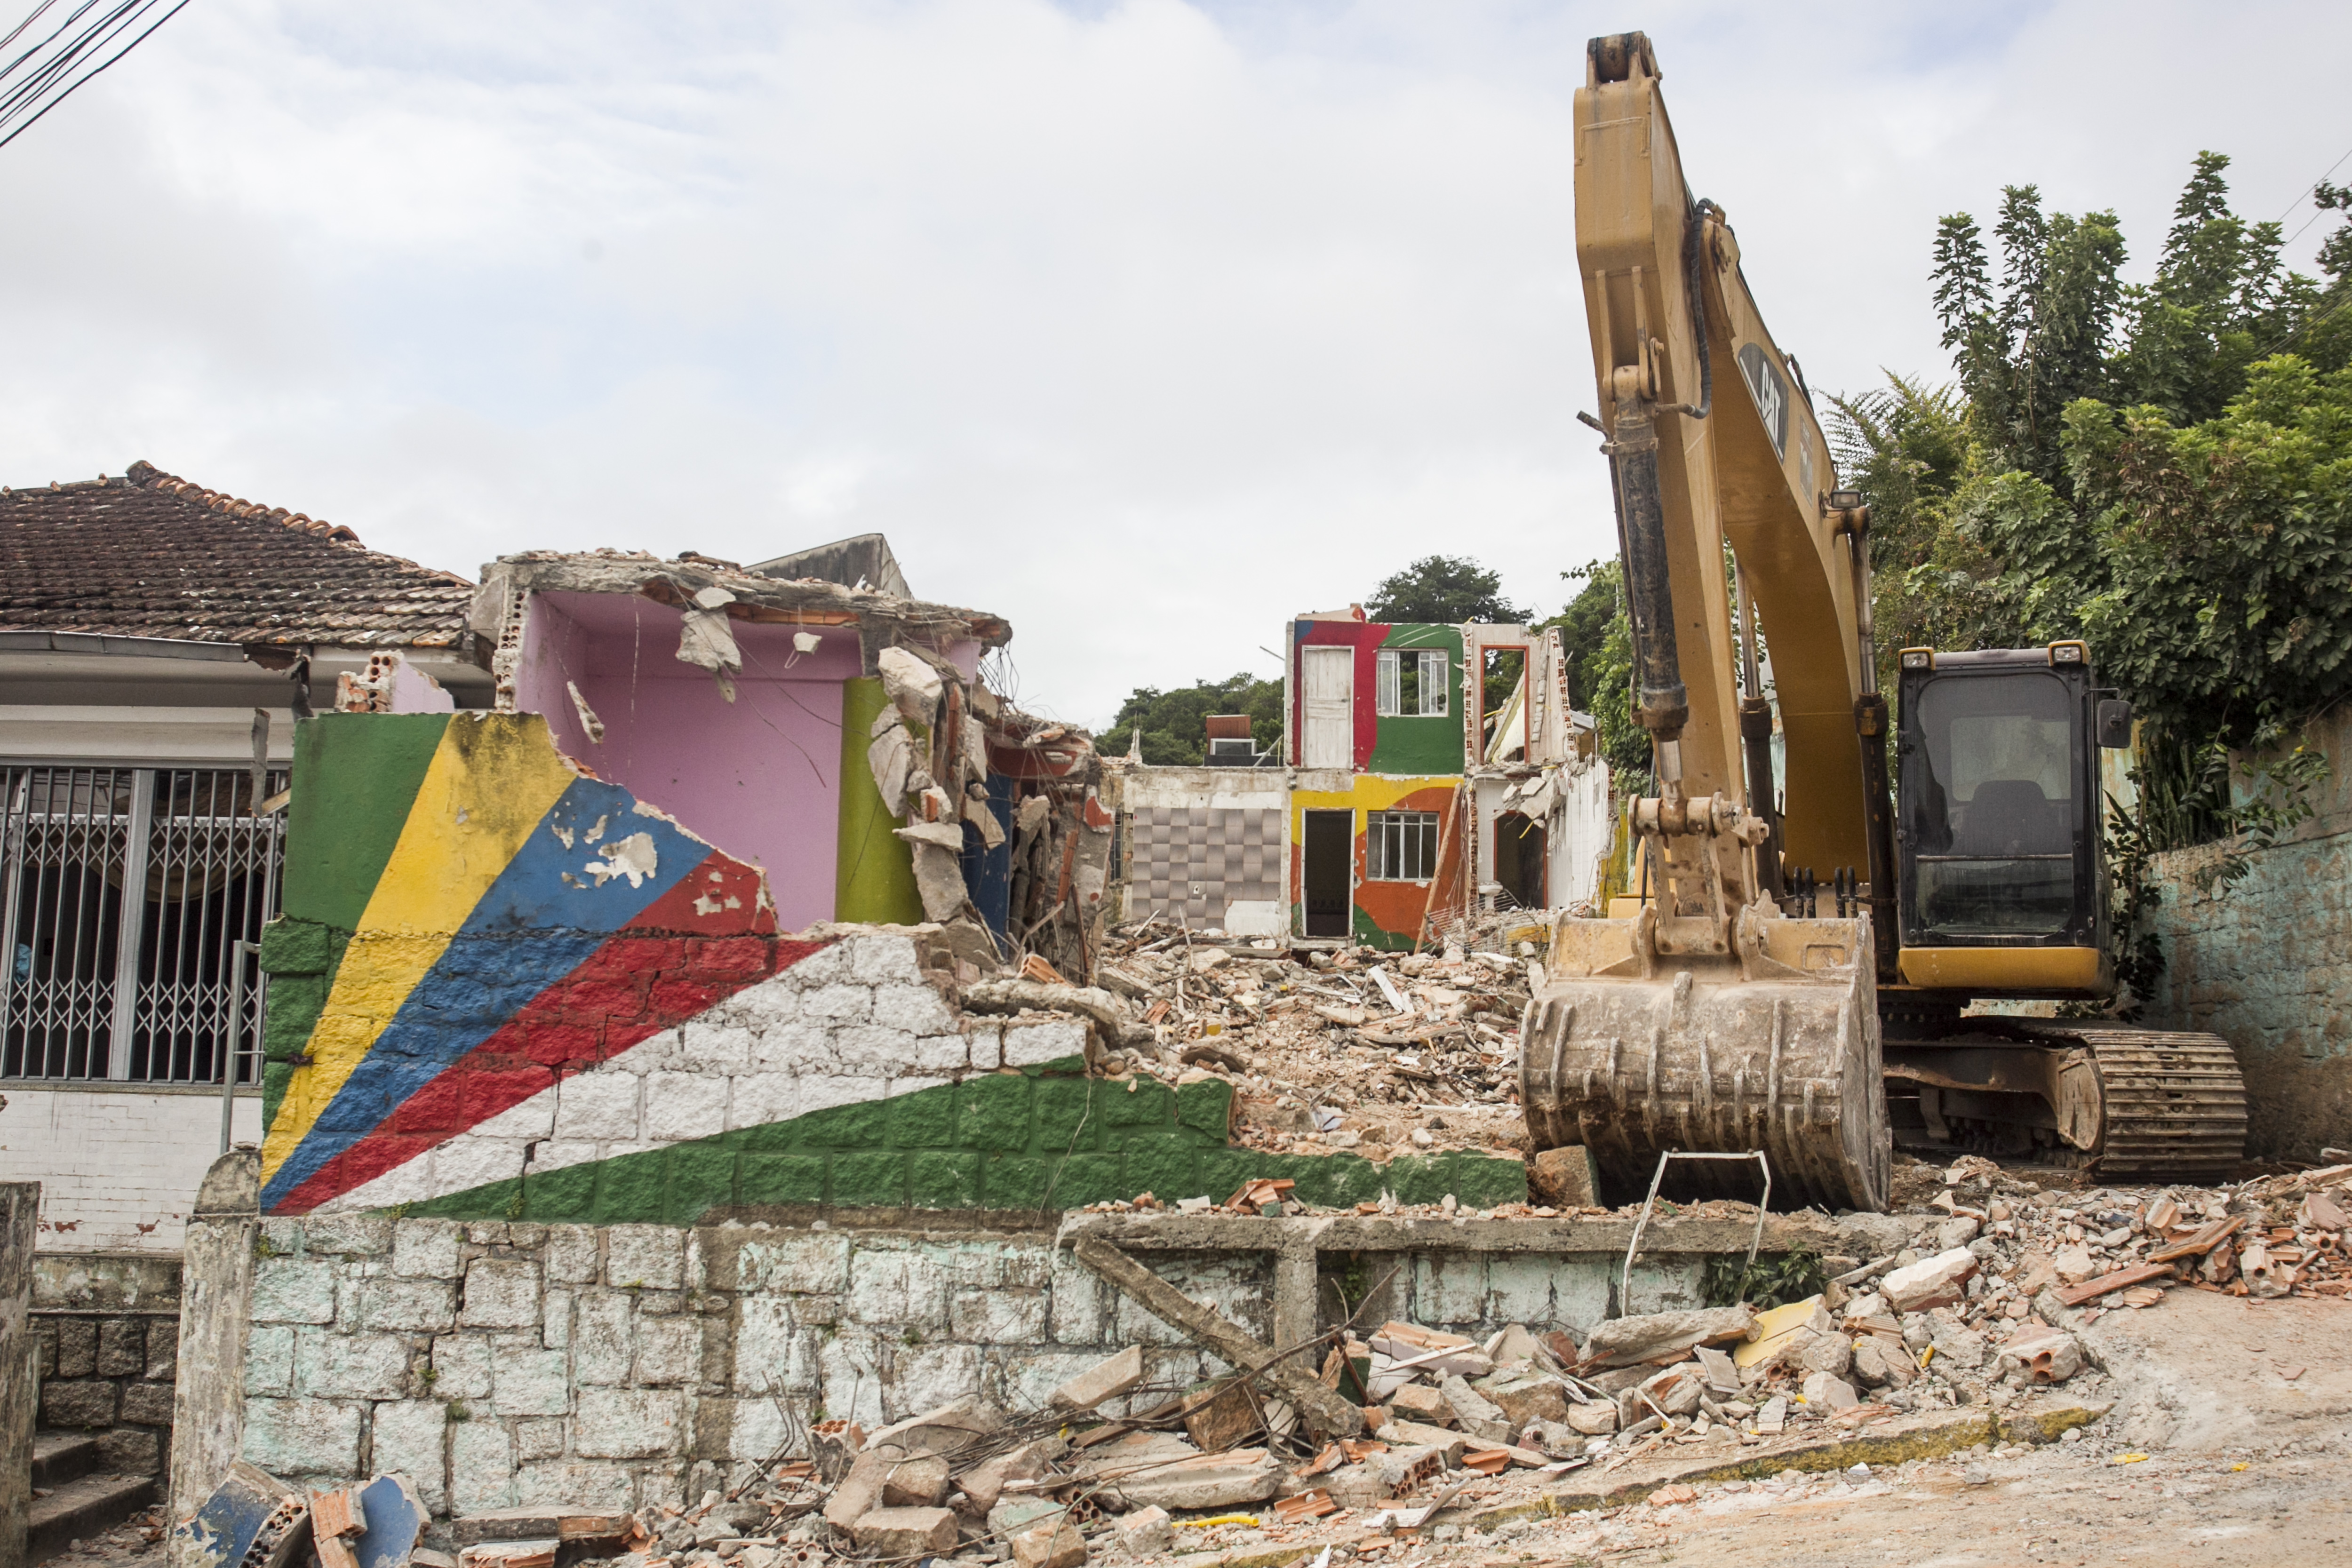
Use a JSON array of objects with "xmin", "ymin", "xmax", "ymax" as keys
[{"xmin": 0, "ymin": 0, "xmax": 2347, "ymax": 727}]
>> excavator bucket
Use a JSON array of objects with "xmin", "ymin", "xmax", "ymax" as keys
[{"xmin": 1519, "ymin": 907, "xmax": 1890, "ymax": 1213}]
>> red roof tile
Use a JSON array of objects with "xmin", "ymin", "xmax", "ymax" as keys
[{"xmin": 0, "ymin": 460, "xmax": 475, "ymax": 650}]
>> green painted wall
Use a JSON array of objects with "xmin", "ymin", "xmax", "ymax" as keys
[
  {"xmin": 1367, "ymin": 625, "xmax": 1465, "ymax": 775},
  {"xmin": 395, "ymin": 1062, "xmax": 1528, "ymax": 1224},
  {"xmin": 835, "ymin": 676, "xmax": 924, "ymax": 923},
  {"xmin": 282, "ymin": 713, "xmax": 451, "ymax": 928}
]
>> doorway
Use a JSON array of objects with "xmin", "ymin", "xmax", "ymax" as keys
[
  {"xmin": 1301, "ymin": 810, "xmax": 1354, "ymax": 938},
  {"xmin": 1492, "ymin": 811, "xmax": 1546, "ymax": 910},
  {"xmin": 1302, "ymin": 647, "xmax": 1353, "ymax": 769}
]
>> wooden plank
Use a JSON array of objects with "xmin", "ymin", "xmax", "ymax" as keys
[{"xmin": 1071, "ymin": 1235, "xmax": 1364, "ymax": 1440}]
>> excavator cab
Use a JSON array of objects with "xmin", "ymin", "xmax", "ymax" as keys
[{"xmin": 1890, "ymin": 642, "xmax": 2121, "ymax": 997}]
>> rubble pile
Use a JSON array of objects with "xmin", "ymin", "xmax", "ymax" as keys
[{"xmin": 1090, "ymin": 927, "xmax": 1541, "ymax": 1165}]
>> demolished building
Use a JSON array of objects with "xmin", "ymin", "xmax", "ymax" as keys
[{"xmin": 1113, "ymin": 609, "xmax": 1612, "ymax": 949}]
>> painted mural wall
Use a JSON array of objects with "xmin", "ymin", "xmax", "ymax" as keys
[
  {"xmin": 1288, "ymin": 620, "xmax": 1466, "ymax": 774},
  {"xmin": 258, "ymin": 713, "xmax": 1526, "ymax": 1221}
]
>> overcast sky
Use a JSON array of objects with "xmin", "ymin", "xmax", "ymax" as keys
[{"xmin": 3, "ymin": 0, "xmax": 2347, "ymax": 728}]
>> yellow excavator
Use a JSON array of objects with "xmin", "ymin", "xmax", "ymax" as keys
[{"xmin": 1519, "ymin": 32, "xmax": 2247, "ymax": 1212}]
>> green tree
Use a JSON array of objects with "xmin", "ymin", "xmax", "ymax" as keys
[
  {"xmin": 1364, "ymin": 555, "xmax": 1526, "ymax": 625},
  {"xmin": 1537, "ymin": 560, "xmax": 1649, "ymax": 782},
  {"xmin": 1098, "ymin": 673, "xmax": 1282, "ymax": 765}
]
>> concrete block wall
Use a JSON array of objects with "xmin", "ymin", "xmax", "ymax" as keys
[
  {"xmin": 32, "ymin": 1252, "xmax": 183, "ymax": 1474},
  {"xmin": 0, "ymin": 1088, "xmax": 266, "ymax": 1251},
  {"xmin": 239, "ymin": 1214, "xmax": 1710, "ymax": 1518},
  {"xmin": 2143, "ymin": 828, "xmax": 2352, "ymax": 1162}
]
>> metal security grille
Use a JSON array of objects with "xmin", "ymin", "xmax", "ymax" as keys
[
  {"xmin": 1365, "ymin": 810, "xmax": 1440, "ymax": 882},
  {"xmin": 0, "ymin": 766, "xmax": 285, "ymax": 1083}
]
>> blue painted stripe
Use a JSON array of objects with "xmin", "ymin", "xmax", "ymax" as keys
[{"xmin": 259, "ymin": 777, "xmax": 706, "ymax": 1208}]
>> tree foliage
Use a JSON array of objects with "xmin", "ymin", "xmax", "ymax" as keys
[
  {"xmin": 1831, "ymin": 152, "xmax": 2352, "ymax": 1003},
  {"xmin": 1539, "ymin": 560, "xmax": 1648, "ymax": 781},
  {"xmin": 1099, "ymin": 672, "xmax": 1281, "ymax": 765},
  {"xmin": 1365, "ymin": 555, "xmax": 1527, "ymax": 625}
]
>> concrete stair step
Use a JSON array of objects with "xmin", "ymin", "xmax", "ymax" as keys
[
  {"xmin": 29, "ymin": 1471, "xmax": 156, "ymax": 1563},
  {"xmin": 30, "ymin": 1432, "xmax": 100, "ymax": 1490}
]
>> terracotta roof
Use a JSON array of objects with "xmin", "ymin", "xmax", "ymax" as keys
[{"xmin": 0, "ymin": 460, "xmax": 476, "ymax": 651}]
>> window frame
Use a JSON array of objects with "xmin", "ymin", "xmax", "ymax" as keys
[{"xmin": 1364, "ymin": 809, "xmax": 1441, "ymax": 883}]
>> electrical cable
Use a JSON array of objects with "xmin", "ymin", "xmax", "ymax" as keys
[{"xmin": 0, "ymin": 0, "xmax": 190, "ymax": 151}]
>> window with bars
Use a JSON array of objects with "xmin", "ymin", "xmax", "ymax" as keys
[
  {"xmin": 1375, "ymin": 648, "xmax": 1449, "ymax": 717},
  {"xmin": 1, "ymin": 766, "xmax": 285, "ymax": 1084},
  {"xmin": 1364, "ymin": 810, "xmax": 1441, "ymax": 882}
]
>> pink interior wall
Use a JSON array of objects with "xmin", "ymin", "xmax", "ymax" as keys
[{"xmin": 516, "ymin": 591, "xmax": 857, "ymax": 930}]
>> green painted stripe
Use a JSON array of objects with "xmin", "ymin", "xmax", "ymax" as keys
[
  {"xmin": 282, "ymin": 713, "xmax": 453, "ymax": 929},
  {"xmin": 394, "ymin": 1066, "xmax": 1527, "ymax": 1224},
  {"xmin": 834, "ymin": 677, "xmax": 924, "ymax": 923}
]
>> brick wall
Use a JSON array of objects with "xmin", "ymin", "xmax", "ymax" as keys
[
  {"xmin": 0, "ymin": 1088, "xmax": 266, "ymax": 1251},
  {"xmin": 33, "ymin": 1252, "xmax": 182, "ymax": 1473},
  {"xmin": 238, "ymin": 1213, "xmax": 1720, "ymax": 1518}
]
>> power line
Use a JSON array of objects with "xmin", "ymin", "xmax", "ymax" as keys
[
  {"xmin": 0, "ymin": 0, "xmax": 191, "ymax": 152},
  {"xmin": 2272, "ymin": 142, "xmax": 2352, "ymax": 225}
]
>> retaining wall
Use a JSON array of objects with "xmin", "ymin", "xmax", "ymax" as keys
[
  {"xmin": 32, "ymin": 1252, "xmax": 181, "ymax": 1475},
  {"xmin": 232, "ymin": 1209, "xmax": 1849, "ymax": 1518},
  {"xmin": 2140, "ymin": 709, "xmax": 2352, "ymax": 1161}
]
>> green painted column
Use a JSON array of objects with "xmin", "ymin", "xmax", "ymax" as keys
[{"xmin": 835, "ymin": 676, "xmax": 924, "ymax": 923}]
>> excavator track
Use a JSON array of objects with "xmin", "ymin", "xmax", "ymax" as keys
[{"xmin": 2014, "ymin": 1023, "xmax": 2248, "ymax": 1179}]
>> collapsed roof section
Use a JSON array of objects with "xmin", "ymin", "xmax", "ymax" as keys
[{"xmin": 465, "ymin": 546, "xmax": 1107, "ymax": 980}]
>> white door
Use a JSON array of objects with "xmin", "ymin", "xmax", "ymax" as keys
[{"xmin": 1303, "ymin": 646, "xmax": 1354, "ymax": 769}]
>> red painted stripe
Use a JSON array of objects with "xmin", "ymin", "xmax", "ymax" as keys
[{"xmin": 272, "ymin": 853, "xmax": 818, "ymax": 1214}]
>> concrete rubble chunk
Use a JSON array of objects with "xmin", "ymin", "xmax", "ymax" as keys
[
  {"xmin": 986, "ymin": 1500, "xmax": 1067, "ymax": 1542},
  {"xmin": 881, "ymin": 1452, "xmax": 952, "ymax": 1509},
  {"xmin": 1850, "ymin": 1336, "xmax": 1913, "ymax": 1389},
  {"xmin": 865, "ymin": 1396, "xmax": 1007, "ymax": 1462},
  {"xmin": 1098, "ymin": 1449, "xmax": 1283, "ymax": 1511},
  {"xmin": 1373, "ymin": 1419, "xmax": 1468, "ymax": 1467},
  {"xmin": 1881, "ymin": 1248, "xmax": 1979, "ymax": 1313},
  {"xmin": 460, "ymin": 1544, "xmax": 555, "ymax": 1568},
  {"xmin": 1997, "ymin": 1326, "xmax": 2084, "ymax": 1386},
  {"xmin": 1565, "ymin": 1400, "xmax": 1619, "ymax": 1435},
  {"xmin": 1439, "ymin": 1375, "xmax": 1515, "ymax": 1442},
  {"xmin": 849, "ymin": 1507, "xmax": 960, "ymax": 1556},
  {"xmin": 1472, "ymin": 1370, "xmax": 1571, "ymax": 1428},
  {"xmin": 2052, "ymin": 1245, "xmax": 2097, "ymax": 1284},
  {"xmin": 1797, "ymin": 1329, "xmax": 1854, "ymax": 1377},
  {"xmin": 1010, "ymin": 1516, "xmax": 1088, "ymax": 1568},
  {"xmin": 1050, "ymin": 1345, "xmax": 1145, "ymax": 1412},
  {"xmin": 1529, "ymin": 1146, "xmax": 1599, "ymax": 1208},
  {"xmin": 1387, "ymin": 1383, "xmax": 1452, "ymax": 1426},
  {"xmin": 954, "ymin": 1437, "xmax": 1066, "ymax": 1514},
  {"xmin": 1694, "ymin": 1346, "xmax": 1741, "ymax": 1395},
  {"xmin": 822, "ymin": 1448, "xmax": 893, "ymax": 1531},
  {"xmin": 1754, "ymin": 1394, "xmax": 1787, "ymax": 1434},
  {"xmin": 1800, "ymin": 1371, "xmax": 1858, "ymax": 1410},
  {"xmin": 1115, "ymin": 1506, "xmax": 1172, "ymax": 1555},
  {"xmin": 1579, "ymin": 1305, "xmax": 1756, "ymax": 1368},
  {"xmin": 1485, "ymin": 1323, "xmax": 1551, "ymax": 1368},
  {"xmin": 1635, "ymin": 1365, "xmax": 1705, "ymax": 1418}
]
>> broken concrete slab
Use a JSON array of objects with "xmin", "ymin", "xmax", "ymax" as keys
[
  {"xmin": 865, "ymin": 1397, "xmax": 1007, "ymax": 1462},
  {"xmin": 822, "ymin": 1449, "xmax": 893, "ymax": 1531},
  {"xmin": 955, "ymin": 1437, "xmax": 1066, "ymax": 1514},
  {"xmin": 1473, "ymin": 1369, "xmax": 1571, "ymax": 1428},
  {"xmin": 1881, "ymin": 1248, "xmax": 1978, "ymax": 1313},
  {"xmin": 449, "ymin": 1508, "xmax": 632, "ymax": 1547},
  {"xmin": 171, "ymin": 1462, "xmax": 311, "ymax": 1568},
  {"xmin": 1116, "ymin": 1507, "xmax": 1172, "ymax": 1555},
  {"xmin": 1099, "ymin": 1449, "xmax": 1283, "ymax": 1511},
  {"xmin": 1387, "ymin": 1383, "xmax": 1452, "ymax": 1426},
  {"xmin": 881, "ymin": 1453, "xmax": 951, "ymax": 1509},
  {"xmin": 1050, "ymin": 1345, "xmax": 1145, "ymax": 1412},
  {"xmin": 849, "ymin": 1507, "xmax": 960, "ymax": 1556},
  {"xmin": 1579, "ymin": 1305, "xmax": 1755, "ymax": 1369},
  {"xmin": 1439, "ymin": 1375, "xmax": 1515, "ymax": 1442}
]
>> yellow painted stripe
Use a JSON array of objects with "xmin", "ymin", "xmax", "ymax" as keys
[{"xmin": 261, "ymin": 715, "xmax": 578, "ymax": 1183}]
